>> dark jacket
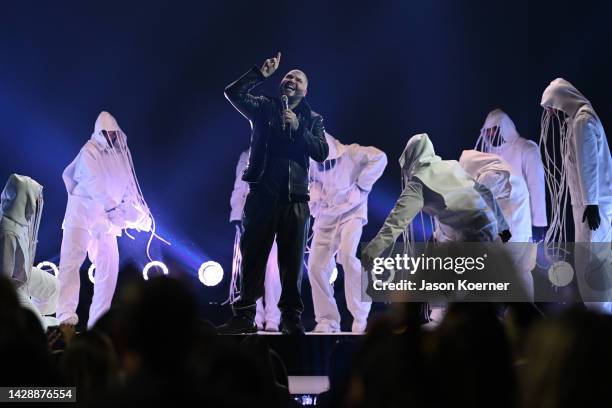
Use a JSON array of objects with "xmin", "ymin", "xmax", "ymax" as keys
[{"xmin": 224, "ymin": 67, "xmax": 328, "ymax": 199}]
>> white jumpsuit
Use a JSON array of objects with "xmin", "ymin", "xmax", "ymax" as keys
[
  {"xmin": 57, "ymin": 111, "xmax": 151, "ymax": 328},
  {"xmin": 460, "ymin": 150, "xmax": 536, "ymax": 300},
  {"xmin": 230, "ymin": 150, "xmax": 281, "ymax": 330},
  {"xmin": 0, "ymin": 174, "xmax": 59, "ymax": 331},
  {"xmin": 308, "ymin": 133, "xmax": 387, "ymax": 333},
  {"xmin": 363, "ymin": 134, "xmax": 508, "ymax": 262},
  {"xmin": 541, "ymin": 78, "xmax": 612, "ymax": 312},
  {"xmin": 477, "ymin": 109, "xmax": 547, "ymax": 228}
]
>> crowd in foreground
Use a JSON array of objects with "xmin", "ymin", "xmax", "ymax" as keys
[{"xmin": 1, "ymin": 268, "xmax": 611, "ymax": 408}]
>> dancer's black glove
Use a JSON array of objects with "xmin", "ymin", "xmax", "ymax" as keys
[
  {"xmin": 499, "ymin": 229, "xmax": 512, "ymax": 243},
  {"xmin": 582, "ymin": 204, "xmax": 601, "ymax": 231}
]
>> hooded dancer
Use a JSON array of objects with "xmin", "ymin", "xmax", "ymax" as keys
[
  {"xmin": 308, "ymin": 133, "xmax": 387, "ymax": 333},
  {"xmin": 57, "ymin": 111, "xmax": 153, "ymax": 328},
  {"xmin": 460, "ymin": 150, "xmax": 536, "ymax": 301},
  {"xmin": 476, "ymin": 109, "xmax": 547, "ymax": 239},
  {"xmin": 0, "ymin": 174, "xmax": 59, "ymax": 331},
  {"xmin": 362, "ymin": 134, "xmax": 511, "ymax": 269},
  {"xmin": 540, "ymin": 78, "xmax": 612, "ymax": 312},
  {"xmin": 230, "ymin": 149, "xmax": 282, "ymax": 332}
]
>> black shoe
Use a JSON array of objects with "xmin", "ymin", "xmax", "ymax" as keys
[
  {"xmin": 217, "ymin": 316, "xmax": 257, "ymax": 335},
  {"xmin": 281, "ymin": 319, "xmax": 305, "ymax": 335}
]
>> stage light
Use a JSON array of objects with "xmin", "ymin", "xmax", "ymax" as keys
[
  {"xmin": 548, "ymin": 261, "xmax": 574, "ymax": 287},
  {"xmin": 330, "ymin": 267, "xmax": 338, "ymax": 284},
  {"xmin": 88, "ymin": 264, "xmax": 96, "ymax": 284},
  {"xmin": 198, "ymin": 261, "xmax": 224, "ymax": 286},
  {"xmin": 36, "ymin": 261, "xmax": 59, "ymax": 276},
  {"xmin": 143, "ymin": 261, "xmax": 169, "ymax": 281}
]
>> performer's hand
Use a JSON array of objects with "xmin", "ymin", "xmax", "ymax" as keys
[
  {"xmin": 230, "ymin": 220, "xmax": 243, "ymax": 232},
  {"xmin": 582, "ymin": 204, "xmax": 601, "ymax": 231},
  {"xmin": 499, "ymin": 229, "xmax": 512, "ymax": 243},
  {"xmin": 260, "ymin": 52, "xmax": 281, "ymax": 78},
  {"xmin": 283, "ymin": 109, "xmax": 299, "ymax": 131},
  {"xmin": 46, "ymin": 327, "xmax": 62, "ymax": 351}
]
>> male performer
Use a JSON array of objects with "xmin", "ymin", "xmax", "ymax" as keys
[
  {"xmin": 540, "ymin": 78, "xmax": 612, "ymax": 312},
  {"xmin": 308, "ymin": 132, "xmax": 387, "ymax": 333},
  {"xmin": 57, "ymin": 111, "xmax": 152, "ymax": 328},
  {"xmin": 218, "ymin": 52, "xmax": 328, "ymax": 334},
  {"xmin": 0, "ymin": 174, "xmax": 59, "ymax": 331},
  {"xmin": 230, "ymin": 149, "xmax": 281, "ymax": 332},
  {"xmin": 476, "ymin": 109, "xmax": 547, "ymax": 240}
]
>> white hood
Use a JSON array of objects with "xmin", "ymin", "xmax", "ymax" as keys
[
  {"xmin": 0, "ymin": 174, "xmax": 44, "ymax": 284},
  {"xmin": 399, "ymin": 133, "xmax": 441, "ymax": 179},
  {"xmin": 481, "ymin": 109, "xmax": 520, "ymax": 143},
  {"xmin": 91, "ymin": 111, "xmax": 126, "ymax": 149},
  {"xmin": 324, "ymin": 132, "xmax": 346, "ymax": 160},
  {"xmin": 541, "ymin": 78, "xmax": 591, "ymax": 118},
  {"xmin": 1, "ymin": 174, "xmax": 43, "ymax": 227},
  {"xmin": 459, "ymin": 150, "xmax": 512, "ymax": 199}
]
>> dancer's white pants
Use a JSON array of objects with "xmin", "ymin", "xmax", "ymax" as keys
[
  {"xmin": 255, "ymin": 241, "xmax": 281, "ymax": 328},
  {"xmin": 308, "ymin": 218, "xmax": 370, "ymax": 330},
  {"xmin": 572, "ymin": 204, "xmax": 612, "ymax": 313},
  {"xmin": 16, "ymin": 266, "xmax": 59, "ymax": 331},
  {"xmin": 57, "ymin": 227, "xmax": 119, "ymax": 328}
]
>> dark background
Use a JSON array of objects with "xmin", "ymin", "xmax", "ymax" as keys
[{"xmin": 1, "ymin": 0, "xmax": 610, "ymax": 327}]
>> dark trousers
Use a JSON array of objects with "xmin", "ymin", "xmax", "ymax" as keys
[{"xmin": 233, "ymin": 190, "xmax": 310, "ymax": 323}]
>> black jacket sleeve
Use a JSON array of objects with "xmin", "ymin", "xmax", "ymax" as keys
[
  {"xmin": 224, "ymin": 66, "xmax": 270, "ymax": 120},
  {"xmin": 295, "ymin": 114, "xmax": 328, "ymax": 162}
]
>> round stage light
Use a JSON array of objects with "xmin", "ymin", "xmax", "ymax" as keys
[
  {"xmin": 143, "ymin": 261, "xmax": 169, "ymax": 281},
  {"xmin": 330, "ymin": 267, "xmax": 338, "ymax": 284},
  {"xmin": 548, "ymin": 261, "xmax": 574, "ymax": 287},
  {"xmin": 198, "ymin": 261, "xmax": 224, "ymax": 287},
  {"xmin": 36, "ymin": 261, "xmax": 59, "ymax": 276},
  {"xmin": 88, "ymin": 264, "xmax": 96, "ymax": 284}
]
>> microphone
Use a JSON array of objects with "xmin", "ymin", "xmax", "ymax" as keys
[{"xmin": 281, "ymin": 95, "xmax": 289, "ymax": 130}]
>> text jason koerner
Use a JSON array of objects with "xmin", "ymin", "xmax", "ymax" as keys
[{"xmin": 372, "ymin": 280, "xmax": 510, "ymax": 291}]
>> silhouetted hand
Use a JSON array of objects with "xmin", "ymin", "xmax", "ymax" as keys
[
  {"xmin": 59, "ymin": 323, "xmax": 76, "ymax": 346},
  {"xmin": 499, "ymin": 229, "xmax": 512, "ymax": 243},
  {"xmin": 582, "ymin": 205, "xmax": 601, "ymax": 231},
  {"xmin": 46, "ymin": 327, "xmax": 62, "ymax": 351},
  {"xmin": 260, "ymin": 52, "xmax": 281, "ymax": 78}
]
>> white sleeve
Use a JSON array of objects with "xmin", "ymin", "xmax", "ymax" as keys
[
  {"xmin": 573, "ymin": 114, "xmax": 600, "ymax": 205},
  {"xmin": 74, "ymin": 149, "xmax": 118, "ymax": 212},
  {"xmin": 352, "ymin": 145, "xmax": 388, "ymax": 192},
  {"xmin": 522, "ymin": 141, "xmax": 547, "ymax": 226},
  {"xmin": 229, "ymin": 152, "xmax": 250, "ymax": 221},
  {"xmin": 363, "ymin": 181, "xmax": 424, "ymax": 258},
  {"xmin": 0, "ymin": 233, "xmax": 23, "ymax": 284},
  {"xmin": 308, "ymin": 160, "xmax": 323, "ymax": 217}
]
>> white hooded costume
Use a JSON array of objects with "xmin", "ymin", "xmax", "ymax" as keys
[
  {"xmin": 540, "ymin": 78, "xmax": 612, "ymax": 312},
  {"xmin": 363, "ymin": 134, "xmax": 509, "ymax": 263},
  {"xmin": 476, "ymin": 109, "xmax": 547, "ymax": 229},
  {"xmin": 0, "ymin": 174, "xmax": 59, "ymax": 331},
  {"xmin": 460, "ymin": 150, "xmax": 536, "ymax": 300},
  {"xmin": 230, "ymin": 150, "xmax": 281, "ymax": 331},
  {"xmin": 57, "ymin": 111, "xmax": 152, "ymax": 327},
  {"xmin": 307, "ymin": 133, "xmax": 387, "ymax": 333}
]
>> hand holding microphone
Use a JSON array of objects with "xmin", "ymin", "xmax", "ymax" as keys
[{"xmin": 281, "ymin": 95, "xmax": 299, "ymax": 132}]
